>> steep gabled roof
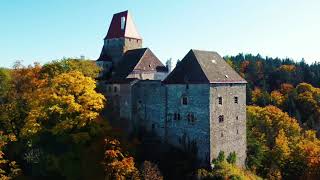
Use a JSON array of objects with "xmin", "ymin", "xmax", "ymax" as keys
[
  {"xmin": 111, "ymin": 48, "xmax": 167, "ymax": 81},
  {"xmin": 104, "ymin": 10, "xmax": 142, "ymax": 40},
  {"xmin": 163, "ymin": 49, "xmax": 247, "ymax": 84},
  {"xmin": 96, "ymin": 47, "xmax": 112, "ymax": 61}
]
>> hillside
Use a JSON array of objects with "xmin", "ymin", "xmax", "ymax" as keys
[
  {"xmin": 226, "ymin": 54, "xmax": 320, "ymax": 133},
  {"xmin": 0, "ymin": 57, "xmax": 319, "ymax": 179}
]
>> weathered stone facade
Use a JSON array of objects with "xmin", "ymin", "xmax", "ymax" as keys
[
  {"xmin": 125, "ymin": 82, "xmax": 246, "ymax": 166},
  {"xmin": 209, "ymin": 83, "xmax": 246, "ymax": 166},
  {"xmin": 132, "ymin": 80, "xmax": 166, "ymax": 137},
  {"xmin": 165, "ymin": 84, "xmax": 211, "ymax": 163},
  {"xmin": 97, "ymin": 11, "xmax": 247, "ymax": 167},
  {"xmin": 103, "ymin": 38, "xmax": 142, "ymax": 68}
]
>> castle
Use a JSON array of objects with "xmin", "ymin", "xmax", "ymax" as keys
[{"xmin": 96, "ymin": 10, "xmax": 247, "ymax": 166}]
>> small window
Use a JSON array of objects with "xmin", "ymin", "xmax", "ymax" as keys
[
  {"xmin": 121, "ymin": 16, "xmax": 126, "ymax": 30},
  {"xmin": 218, "ymin": 97, "xmax": 222, "ymax": 105},
  {"xmin": 234, "ymin": 96, "xmax": 238, "ymax": 104},
  {"xmin": 218, "ymin": 115, "xmax": 224, "ymax": 123},
  {"xmin": 187, "ymin": 113, "xmax": 196, "ymax": 123},
  {"xmin": 236, "ymin": 116, "xmax": 239, "ymax": 120},
  {"xmin": 221, "ymin": 132, "xmax": 224, "ymax": 137},
  {"xmin": 182, "ymin": 96, "xmax": 188, "ymax": 105},
  {"xmin": 237, "ymin": 129, "xmax": 239, "ymax": 134},
  {"xmin": 114, "ymin": 86, "xmax": 117, "ymax": 92},
  {"xmin": 186, "ymin": 84, "xmax": 189, "ymax": 89},
  {"xmin": 174, "ymin": 113, "xmax": 180, "ymax": 120},
  {"xmin": 108, "ymin": 86, "xmax": 112, "ymax": 92}
]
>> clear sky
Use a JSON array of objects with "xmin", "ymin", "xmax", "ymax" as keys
[{"xmin": 1, "ymin": 0, "xmax": 320, "ymax": 68}]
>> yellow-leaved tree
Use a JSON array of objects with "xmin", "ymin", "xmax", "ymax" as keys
[
  {"xmin": 21, "ymin": 71, "xmax": 105, "ymax": 137},
  {"xmin": 0, "ymin": 62, "xmax": 106, "ymax": 178},
  {"xmin": 247, "ymin": 105, "xmax": 320, "ymax": 179}
]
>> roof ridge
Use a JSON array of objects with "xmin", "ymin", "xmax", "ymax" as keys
[
  {"xmin": 191, "ymin": 50, "xmax": 211, "ymax": 82},
  {"xmin": 131, "ymin": 48, "xmax": 148, "ymax": 70},
  {"xmin": 164, "ymin": 49, "xmax": 246, "ymax": 84},
  {"xmin": 113, "ymin": 10, "xmax": 129, "ymax": 15}
]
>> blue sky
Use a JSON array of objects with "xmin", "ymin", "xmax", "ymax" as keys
[{"xmin": 1, "ymin": 0, "xmax": 320, "ymax": 68}]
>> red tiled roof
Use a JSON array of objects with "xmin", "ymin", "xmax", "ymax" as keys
[{"xmin": 104, "ymin": 10, "xmax": 142, "ymax": 40}]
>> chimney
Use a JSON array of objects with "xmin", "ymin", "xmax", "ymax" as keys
[{"xmin": 166, "ymin": 58, "xmax": 172, "ymax": 72}]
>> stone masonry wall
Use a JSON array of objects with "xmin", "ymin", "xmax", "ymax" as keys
[
  {"xmin": 131, "ymin": 80, "xmax": 166, "ymax": 138},
  {"xmin": 209, "ymin": 83, "xmax": 246, "ymax": 167},
  {"xmin": 119, "ymin": 83, "xmax": 133, "ymax": 121},
  {"xmin": 104, "ymin": 38, "xmax": 142, "ymax": 67},
  {"xmin": 165, "ymin": 84, "xmax": 211, "ymax": 163},
  {"xmin": 123, "ymin": 38, "xmax": 142, "ymax": 54}
]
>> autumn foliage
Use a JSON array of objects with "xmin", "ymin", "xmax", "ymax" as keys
[
  {"xmin": 0, "ymin": 60, "xmax": 106, "ymax": 178},
  {"xmin": 247, "ymin": 105, "xmax": 320, "ymax": 179},
  {"xmin": 21, "ymin": 70, "xmax": 105, "ymax": 137},
  {"xmin": 0, "ymin": 131, "xmax": 21, "ymax": 179},
  {"xmin": 103, "ymin": 138, "xmax": 139, "ymax": 180}
]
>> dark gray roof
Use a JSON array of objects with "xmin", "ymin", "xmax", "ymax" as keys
[
  {"xmin": 163, "ymin": 49, "xmax": 246, "ymax": 84},
  {"xmin": 111, "ymin": 48, "xmax": 168, "ymax": 81},
  {"xmin": 96, "ymin": 46, "xmax": 112, "ymax": 61}
]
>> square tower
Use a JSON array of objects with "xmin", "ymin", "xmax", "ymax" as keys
[
  {"xmin": 163, "ymin": 50, "xmax": 247, "ymax": 166},
  {"xmin": 97, "ymin": 11, "xmax": 143, "ymax": 78}
]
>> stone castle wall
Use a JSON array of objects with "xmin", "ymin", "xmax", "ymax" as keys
[
  {"xmin": 165, "ymin": 84, "xmax": 211, "ymax": 163},
  {"xmin": 123, "ymin": 38, "xmax": 142, "ymax": 54},
  {"xmin": 131, "ymin": 80, "xmax": 166, "ymax": 138},
  {"xmin": 103, "ymin": 38, "xmax": 142, "ymax": 67},
  {"xmin": 209, "ymin": 83, "xmax": 246, "ymax": 167},
  {"xmin": 104, "ymin": 81, "xmax": 246, "ymax": 166}
]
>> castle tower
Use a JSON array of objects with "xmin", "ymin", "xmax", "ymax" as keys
[
  {"xmin": 97, "ymin": 10, "xmax": 143, "ymax": 78},
  {"xmin": 163, "ymin": 50, "xmax": 247, "ymax": 166}
]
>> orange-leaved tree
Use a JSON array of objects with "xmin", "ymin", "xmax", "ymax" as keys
[
  {"xmin": 103, "ymin": 137, "xmax": 139, "ymax": 180},
  {"xmin": 247, "ymin": 105, "xmax": 320, "ymax": 179}
]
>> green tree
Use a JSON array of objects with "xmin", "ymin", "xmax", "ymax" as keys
[
  {"xmin": 41, "ymin": 58, "xmax": 101, "ymax": 79},
  {"xmin": 198, "ymin": 151, "xmax": 260, "ymax": 180},
  {"xmin": 227, "ymin": 152, "xmax": 237, "ymax": 165}
]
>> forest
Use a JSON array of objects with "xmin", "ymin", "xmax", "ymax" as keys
[{"xmin": 0, "ymin": 54, "xmax": 319, "ymax": 180}]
